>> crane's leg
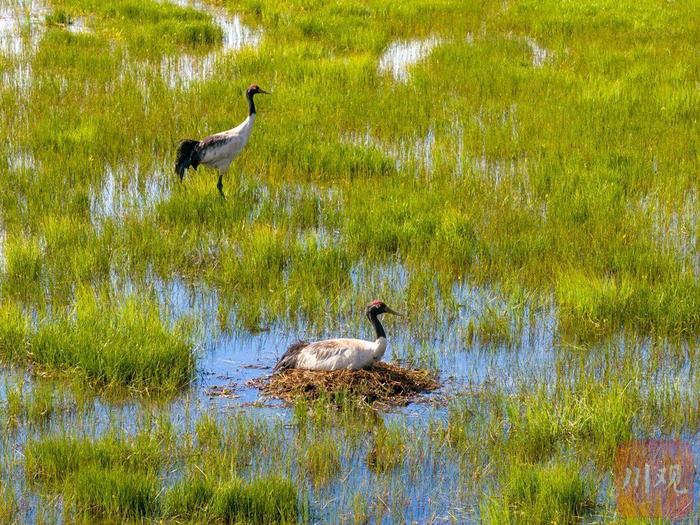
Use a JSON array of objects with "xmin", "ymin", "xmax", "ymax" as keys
[{"xmin": 217, "ymin": 172, "xmax": 225, "ymax": 199}]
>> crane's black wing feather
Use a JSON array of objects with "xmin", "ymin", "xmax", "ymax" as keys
[
  {"xmin": 273, "ymin": 341, "xmax": 310, "ymax": 372},
  {"xmin": 175, "ymin": 139, "xmax": 201, "ymax": 180}
]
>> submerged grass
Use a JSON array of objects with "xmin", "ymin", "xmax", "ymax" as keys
[
  {"xmin": 70, "ymin": 467, "xmax": 159, "ymax": 521},
  {"xmin": 482, "ymin": 460, "xmax": 596, "ymax": 525},
  {"xmin": 24, "ymin": 432, "xmax": 164, "ymax": 484},
  {"xmin": 31, "ymin": 289, "xmax": 195, "ymax": 394},
  {"xmin": 0, "ymin": 288, "xmax": 195, "ymax": 395},
  {"xmin": 0, "ymin": 0, "xmax": 699, "ymax": 521},
  {"xmin": 24, "ymin": 429, "xmax": 302, "ymax": 523}
]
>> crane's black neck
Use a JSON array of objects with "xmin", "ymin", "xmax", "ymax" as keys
[
  {"xmin": 367, "ymin": 311, "xmax": 386, "ymax": 339},
  {"xmin": 247, "ymin": 92, "xmax": 256, "ymax": 115}
]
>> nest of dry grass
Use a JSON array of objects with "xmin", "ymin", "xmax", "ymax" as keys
[{"xmin": 251, "ymin": 362, "xmax": 439, "ymax": 406}]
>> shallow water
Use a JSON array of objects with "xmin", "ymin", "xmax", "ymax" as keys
[
  {"xmin": 525, "ymin": 36, "xmax": 552, "ymax": 67},
  {"xmin": 2, "ymin": 0, "xmax": 699, "ymax": 521},
  {"xmin": 162, "ymin": 0, "xmax": 262, "ymax": 88},
  {"xmin": 171, "ymin": 0, "xmax": 261, "ymax": 52},
  {"xmin": 64, "ymin": 15, "xmax": 87, "ymax": 33},
  {"xmin": 0, "ymin": 0, "xmax": 46, "ymax": 88},
  {"xmin": 639, "ymin": 189, "xmax": 700, "ymax": 277},
  {"xmin": 343, "ymin": 127, "xmax": 436, "ymax": 174},
  {"xmin": 0, "ymin": 254, "xmax": 557, "ymax": 522},
  {"xmin": 161, "ymin": 263, "xmax": 547, "ymax": 397},
  {"xmin": 344, "ymin": 121, "xmax": 531, "ymax": 187},
  {"xmin": 88, "ymin": 162, "xmax": 170, "ymax": 225},
  {"xmin": 4, "ymin": 258, "xmax": 700, "ymax": 522},
  {"xmin": 6, "ymin": 148, "xmax": 36, "ymax": 172},
  {"xmin": 153, "ymin": 269, "xmax": 559, "ymax": 438},
  {"xmin": 378, "ymin": 36, "xmax": 442, "ymax": 82},
  {"xmin": 0, "ymin": 0, "xmax": 45, "ymax": 56}
]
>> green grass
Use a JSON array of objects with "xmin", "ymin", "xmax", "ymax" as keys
[
  {"xmin": 163, "ymin": 474, "xmax": 304, "ymax": 524},
  {"xmin": 2, "ymin": 0, "xmax": 696, "ymax": 337},
  {"xmin": 163, "ymin": 476, "xmax": 215, "ymax": 519},
  {"xmin": 302, "ymin": 431, "xmax": 341, "ymax": 485},
  {"xmin": 0, "ymin": 0, "xmax": 699, "ymax": 521},
  {"xmin": 505, "ymin": 383, "xmax": 634, "ymax": 466},
  {"xmin": 23, "ymin": 425, "xmax": 303, "ymax": 523},
  {"xmin": 482, "ymin": 460, "xmax": 596, "ymax": 525},
  {"xmin": 24, "ymin": 432, "xmax": 164, "ymax": 484},
  {"xmin": 366, "ymin": 422, "xmax": 406, "ymax": 473},
  {"xmin": 0, "ymin": 302, "xmax": 29, "ymax": 362},
  {"xmin": 27, "ymin": 289, "xmax": 194, "ymax": 394},
  {"xmin": 211, "ymin": 476, "xmax": 300, "ymax": 525},
  {"xmin": 69, "ymin": 466, "xmax": 159, "ymax": 520},
  {"xmin": 24, "ymin": 432, "xmax": 165, "ymax": 520},
  {"xmin": 48, "ymin": 0, "xmax": 223, "ymax": 54},
  {"xmin": 0, "ymin": 487, "xmax": 18, "ymax": 525}
]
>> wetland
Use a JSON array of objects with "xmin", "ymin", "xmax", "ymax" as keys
[{"xmin": 0, "ymin": 0, "xmax": 698, "ymax": 522}]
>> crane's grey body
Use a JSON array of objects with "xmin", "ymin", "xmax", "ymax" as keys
[
  {"xmin": 274, "ymin": 301, "xmax": 401, "ymax": 372},
  {"xmin": 175, "ymin": 84, "xmax": 268, "ymax": 197},
  {"xmin": 275, "ymin": 337, "xmax": 388, "ymax": 371},
  {"xmin": 197, "ymin": 114, "xmax": 255, "ymax": 175}
]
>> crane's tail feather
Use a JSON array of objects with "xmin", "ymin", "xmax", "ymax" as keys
[
  {"xmin": 175, "ymin": 139, "xmax": 201, "ymax": 181},
  {"xmin": 273, "ymin": 341, "xmax": 309, "ymax": 372}
]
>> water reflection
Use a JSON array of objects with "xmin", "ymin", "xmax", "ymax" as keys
[
  {"xmin": 163, "ymin": 0, "xmax": 262, "ymax": 89},
  {"xmin": 343, "ymin": 126, "xmax": 436, "ymax": 173},
  {"xmin": 89, "ymin": 162, "xmax": 170, "ymax": 226},
  {"xmin": 0, "ymin": 0, "xmax": 46, "ymax": 88},
  {"xmin": 525, "ymin": 36, "xmax": 553, "ymax": 68},
  {"xmin": 378, "ymin": 36, "xmax": 442, "ymax": 82},
  {"xmin": 640, "ymin": 190, "xmax": 699, "ymax": 277},
  {"xmin": 7, "ymin": 148, "xmax": 36, "ymax": 172}
]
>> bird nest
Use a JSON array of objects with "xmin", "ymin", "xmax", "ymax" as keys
[{"xmin": 251, "ymin": 362, "xmax": 439, "ymax": 407}]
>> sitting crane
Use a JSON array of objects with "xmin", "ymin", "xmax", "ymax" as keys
[
  {"xmin": 274, "ymin": 300, "xmax": 402, "ymax": 371},
  {"xmin": 175, "ymin": 84, "xmax": 269, "ymax": 197}
]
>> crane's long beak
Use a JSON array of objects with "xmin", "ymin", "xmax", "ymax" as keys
[
  {"xmin": 259, "ymin": 88, "xmax": 270, "ymax": 94},
  {"xmin": 385, "ymin": 307, "xmax": 403, "ymax": 316}
]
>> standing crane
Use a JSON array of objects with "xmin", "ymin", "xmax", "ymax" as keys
[
  {"xmin": 274, "ymin": 300, "xmax": 402, "ymax": 371},
  {"xmin": 175, "ymin": 84, "xmax": 269, "ymax": 197}
]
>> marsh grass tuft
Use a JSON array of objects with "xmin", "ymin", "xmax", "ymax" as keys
[
  {"xmin": 0, "ymin": 302, "xmax": 29, "ymax": 361},
  {"xmin": 28, "ymin": 288, "xmax": 195, "ymax": 395},
  {"xmin": 25, "ymin": 432, "xmax": 164, "ymax": 485},
  {"xmin": 163, "ymin": 476, "xmax": 214, "ymax": 519},
  {"xmin": 302, "ymin": 431, "xmax": 341, "ymax": 485},
  {"xmin": 482, "ymin": 461, "xmax": 596, "ymax": 525},
  {"xmin": 465, "ymin": 305, "xmax": 518, "ymax": 349},
  {"xmin": 69, "ymin": 466, "xmax": 159, "ymax": 520},
  {"xmin": 366, "ymin": 422, "xmax": 406, "ymax": 473},
  {"xmin": 506, "ymin": 384, "xmax": 634, "ymax": 466},
  {"xmin": 210, "ymin": 476, "xmax": 301, "ymax": 524},
  {"xmin": 195, "ymin": 413, "xmax": 223, "ymax": 449}
]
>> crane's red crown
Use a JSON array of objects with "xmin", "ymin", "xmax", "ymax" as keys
[
  {"xmin": 246, "ymin": 84, "xmax": 269, "ymax": 96},
  {"xmin": 366, "ymin": 300, "xmax": 402, "ymax": 317}
]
